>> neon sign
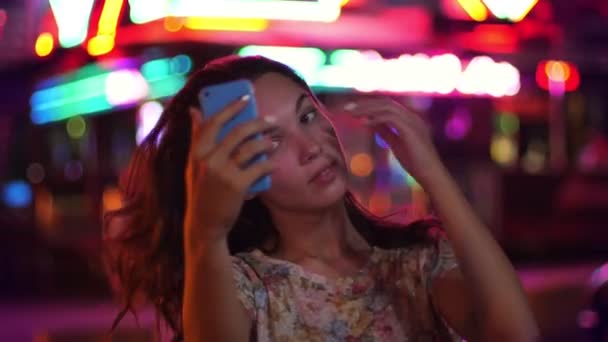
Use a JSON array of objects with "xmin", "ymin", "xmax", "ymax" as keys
[
  {"xmin": 238, "ymin": 45, "xmax": 520, "ymax": 97},
  {"xmin": 49, "ymin": 0, "xmax": 96, "ymax": 48},
  {"xmin": 128, "ymin": 0, "xmax": 344, "ymax": 23},
  {"xmin": 482, "ymin": 0, "xmax": 538, "ymax": 22}
]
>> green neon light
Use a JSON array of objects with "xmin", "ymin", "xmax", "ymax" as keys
[
  {"xmin": 31, "ymin": 96, "xmax": 111, "ymax": 124},
  {"xmin": 328, "ymin": 49, "xmax": 361, "ymax": 65},
  {"xmin": 31, "ymin": 74, "xmax": 109, "ymax": 112},
  {"xmin": 237, "ymin": 45, "xmax": 325, "ymax": 83},
  {"xmin": 31, "ymin": 55, "xmax": 193, "ymax": 124},
  {"xmin": 147, "ymin": 75, "xmax": 187, "ymax": 100}
]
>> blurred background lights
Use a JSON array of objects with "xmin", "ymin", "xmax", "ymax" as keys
[
  {"xmin": 0, "ymin": 9, "xmax": 6, "ymax": 27},
  {"xmin": 87, "ymin": 0, "xmax": 124, "ymax": 56},
  {"xmin": 128, "ymin": 0, "xmax": 346, "ymax": 24},
  {"xmin": 388, "ymin": 151, "xmax": 410, "ymax": 186},
  {"xmin": 349, "ymin": 153, "xmax": 374, "ymax": 177},
  {"xmin": 105, "ymin": 69, "xmax": 149, "ymax": 106},
  {"xmin": 408, "ymin": 97, "xmax": 434, "ymax": 112},
  {"xmin": 136, "ymin": 101, "xmax": 164, "ymax": 145},
  {"xmin": 102, "ymin": 186, "xmax": 123, "ymax": 213},
  {"xmin": 169, "ymin": 0, "xmax": 344, "ymax": 22},
  {"xmin": 577, "ymin": 309, "xmax": 599, "ymax": 330},
  {"xmin": 368, "ymin": 192, "xmax": 392, "ymax": 216},
  {"xmin": 546, "ymin": 61, "xmax": 569, "ymax": 82},
  {"xmin": 491, "ymin": 134, "xmax": 518, "ymax": 166},
  {"xmin": 521, "ymin": 140, "xmax": 547, "ymax": 174},
  {"xmin": 128, "ymin": 0, "xmax": 167, "ymax": 24},
  {"xmin": 87, "ymin": 34, "xmax": 115, "ymax": 56},
  {"xmin": 170, "ymin": 54, "xmax": 193, "ymax": 74},
  {"xmin": 496, "ymin": 112, "xmax": 520, "ymax": 136},
  {"xmin": 49, "ymin": 0, "xmax": 95, "ymax": 48},
  {"xmin": 239, "ymin": 47, "xmax": 520, "ymax": 97},
  {"xmin": 445, "ymin": 107, "xmax": 472, "ymax": 140},
  {"xmin": 375, "ymin": 133, "xmax": 389, "ymax": 149},
  {"xmin": 238, "ymin": 45, "xmax": 326, "ymax": 81},
  {"xmin": 453, "ymin": 0, "xmax": 488, "ymax": 21},
  {"xmin": 481, "ymin": 0, "xmax": 538, "ymax": 22},
  {"xmin": 2, "ymin": 180, "xmax": 32, "ymax": 208},
  {"xmin": 164, "ymin": 16, "xmax": 185, "ymax": 32},
  {"xmin": 30, "ymin": 55, "xmax": 191, "ymax": 125},
  {"xmin": 64, "ymin": 161, "xmax": 84, "ymax": 181},
  {"xmin": 66, "ymin": 116, "xmax": 87, "ymax": 139},
  {"xmin": 35, "ymin": 32, "xmax": 54, "ymax": 57},
  {"xmin": 590, "ymin": 263, "xmax": 608, "ymax": 290},
  {"xmin": 185, "ymin": 17, "xmax": 269, "ymax": 32},
  {"xmin": 26, "ymin": 163, "xmax": 46, "ymax": 184},
  {"xmin": 536, "ymin": 60, "xmax": 580, "ymax": 93}
]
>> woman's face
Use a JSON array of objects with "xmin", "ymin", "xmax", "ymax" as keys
[{"xmin": 251, "ymin": 72, "xmax": 348, "ymax": 211}]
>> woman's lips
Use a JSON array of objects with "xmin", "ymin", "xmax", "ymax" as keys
[{"xmin": 310, "ymin": 161, "xmax": 337, "ymax": 184}]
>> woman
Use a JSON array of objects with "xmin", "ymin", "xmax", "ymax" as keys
[{"xmin": 104, "ymin": 55, "xmax": 539, "ymax": 341}]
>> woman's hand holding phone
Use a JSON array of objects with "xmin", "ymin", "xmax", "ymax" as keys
[{"xmin": 184, "ymin": 96, "xmax": 276, "ymax": 250}]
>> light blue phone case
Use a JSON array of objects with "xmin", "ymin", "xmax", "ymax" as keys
[{"xmin": 198, "ymin": 79, "xmax": 271, "ymax": 194}]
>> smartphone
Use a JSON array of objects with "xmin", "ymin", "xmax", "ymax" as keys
[{"xmin": 198, "ymin": 79, "xmax": 271, "ymax": 195}]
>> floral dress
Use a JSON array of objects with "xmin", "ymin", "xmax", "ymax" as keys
[{"xmin": 231, "ymin": 228, "xmax": 462, "ymax": 341}]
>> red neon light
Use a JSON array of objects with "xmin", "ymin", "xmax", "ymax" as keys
[{"xmin": 536, "ymin": 60, "xmax": 580, "ymax": 92}]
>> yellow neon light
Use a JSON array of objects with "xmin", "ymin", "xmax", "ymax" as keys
[
  {"xmin": 87, "ymin": 0, "xmax": 124, "ymax": 56},
  {"xmin": 184, "ymin": 17, "xmax": 269, "ymax": 32},
  {"xmin": 35, "ymin": 32, "xmax": 54, "ymax": 57},
  {"xmin": 456, "ymin": 0, "xmax": 488, "ymax": 21},
  {"xmin": 87, "ymin": 35, "xmax": 115, "ymax": 56}
]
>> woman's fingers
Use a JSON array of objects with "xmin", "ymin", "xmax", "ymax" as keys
[
  {"xmin": 193, "ymin": 95, "xmax": 251, "ymax": 157},
  {"xmin": 189, "ymin": 107, "xmax": 209, "ymax": 161},
  {"xmin": 232, "ymin": 137, "xmax": 275, "ymax": 167},
  {"xmin": 366, "ymin": 113, "xmax": 421, "ymax": 144},
  {"xmin": 344, "ymin": 99, "xmax": 428, "ymax": 132},
  {"xmin": 206, "ymin": 94, "xmax": 251, "ymax": 130},
  {"xmin": 240, "ymin": 159, "xmax": 275, "ymax": 187},
  {"xmin": 211, "ymin": 118, "xmax": 276, "ymax": 163},
  {"xmin": 189, "ymin": 95, "xmax": 275, "ymax": 163}
]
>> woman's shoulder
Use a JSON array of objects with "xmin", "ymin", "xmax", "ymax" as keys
[
  {"xmin": 232, "ymin": 249, "xmax": 294, "ymax": 280},
  {"xmin": 370, "ymin": 225, "xmax": 458, "ymax": 280}
]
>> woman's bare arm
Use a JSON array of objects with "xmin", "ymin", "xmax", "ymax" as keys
[
  {"xmin": 183, "ymin": 238, "xmax": 252, "ymax": 342},
  {"xmin": 426, "ymin": 167, "xmax": 539, "ymax": 341}
]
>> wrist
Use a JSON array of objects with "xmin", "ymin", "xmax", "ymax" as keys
[
  {"xmin": 416, "ymin": 163, "xmax": 452, "ymax": 193},
  {"xmin": 184, "ymin": 230, "xmax": 229, "ymax": 260}
]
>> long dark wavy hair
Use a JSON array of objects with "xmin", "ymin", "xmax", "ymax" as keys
[{"xmin": 103, "ymin": 55, "xmax": 441, "ymax": 341}]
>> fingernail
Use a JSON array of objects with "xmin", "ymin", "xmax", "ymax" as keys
[
  {"xmin": 343, "ymin": 102, "xmax": 357, "ymax": 111},
  {"xmin": 263, "ymin": 116, "xmax": 277, "ymax": 124},
  {"xmin": 240, "ymin": 94, "xmax": 251, "ymax": 101}
]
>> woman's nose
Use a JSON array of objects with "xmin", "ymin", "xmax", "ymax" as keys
[{"xmin": 298, "ymin": 136, "xmax": 322, "ymax": 164}]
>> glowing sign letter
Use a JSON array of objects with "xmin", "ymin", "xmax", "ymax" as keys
[{"xmin": 49, "ymin": 0, "xmax": 96, "ymax": 48}]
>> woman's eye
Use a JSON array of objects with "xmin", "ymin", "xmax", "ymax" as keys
[{"xmin": 300, "ymin": 110, "xmax": 317, "ymax": 124}]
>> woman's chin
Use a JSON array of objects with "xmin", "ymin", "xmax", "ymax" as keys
[{"xmin": 306, "ymin": 176, "xmax": 348, "ymax": 207}]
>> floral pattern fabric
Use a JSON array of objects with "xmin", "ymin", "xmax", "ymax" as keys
[{"xmin": 231, "ymin": 228, "xmax": 462, "ymax": 341}]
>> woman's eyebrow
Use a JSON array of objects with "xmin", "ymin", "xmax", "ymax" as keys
[{"xmin": 294, "ymin": 93, "xmax": 308, "ymax": 114}]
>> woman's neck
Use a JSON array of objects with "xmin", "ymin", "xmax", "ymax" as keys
[{"xmin": 265, "ymin": 201, "xmax": 370, "ymax": 262}]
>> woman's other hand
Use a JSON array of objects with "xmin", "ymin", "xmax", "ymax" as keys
[{"xmin": 344, "ymin": 98, "xmax": 446, "ymax": 188}]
